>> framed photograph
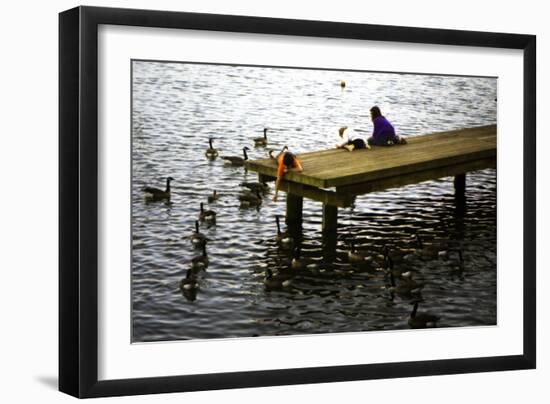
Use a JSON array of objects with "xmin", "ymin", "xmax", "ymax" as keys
[{"xmin": 59, "ymin": 6, "xmax": 536, "ymax": 398}]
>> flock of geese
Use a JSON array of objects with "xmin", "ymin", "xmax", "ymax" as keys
[
  {"xmin": 265, "ymin": 226, "xmax": 462, "ymax": 328},
  {"xmin": 141, "ymin": 123, "xmax": 461, "ymax": 329},
  {"xmin": 142, "ymin": 127, "xmax": 285, "ymax": 300}
]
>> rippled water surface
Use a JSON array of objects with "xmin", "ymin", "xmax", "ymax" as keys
[{"xmin": 132, "ymin": 61, "xmax": 497, "ymax": 342}]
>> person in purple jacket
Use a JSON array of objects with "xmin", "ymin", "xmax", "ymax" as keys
[{"xmin": 367, "ymin": 106, "xmax": 406, "ymax": 146}]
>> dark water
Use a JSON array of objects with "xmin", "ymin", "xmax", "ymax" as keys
[{"xmin": 131, "ymin": 61, "xmax": 497, "ymax": 342}]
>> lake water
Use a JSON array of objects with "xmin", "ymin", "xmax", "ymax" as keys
[{"xmin": 131, "ymin": 61, "xmax": 497, "ymax": 342}]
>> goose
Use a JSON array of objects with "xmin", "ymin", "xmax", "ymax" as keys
[
  {"xmin": 415, "ymin": 230, "xmax": 424, "ymax": 250},
  {"xmin": 264, "ymin": 268, "xmax": 291, "ymax": 291},
  {"xmin": 305, "ymin": 260, "xmax": 320, "ymax": 271},
  {"xmin": 190, "ymin": 243, "xmax": 209, "ymax": 270},
  {"xmin": 240, "ymin": 181, "xmax": 269, "ymax": 193},
  {"xmin": 180, "ymin": 269, "xmax": 199, "ymax": 291},
  {"xmin": 388, "ymin": 271, "xmax": 423, "ymax": 296},
  {"xmin": 385, "ymin": 252, "xmax": 402, "ymax": 277},
  {"xmin": 222, "ymin": 147, "xmax": 250, "ymax": 166},
  {"xmin": 291, "ymin": 246, "xmax": 305, "ymax": 270},
  {"xmin": 269, "ymin": 145, "xmax": 288, "ymax": 160},
  {"xmin": 401, "ymin": 271, "xmax": 425, "ymax": 293},
  {"xmin": 348, "ymin": 240, "xmax": 366, "ymax": 263},
  {"xmin": 253, "ymin": 128, "xmax": 268, "ymax": 147},
  {"xmin": 275, "ymin": 216, "xmax": 293, "ymax": 247},
  {"xmin": 408, "ymin": 301, "xmax": 440, "ymax": 329},
  {"xmin": 413, "ymin": 231, "xmax": 439, "ymax": 259},
  {"xmin": 238, "ymin": 189, "xmax": 262, "ymax": 206},
  {"xmin": 455, "ymin": 249, "xmax": 464, "ymax": 270},
  {"xmin": 449, "ymin": 249, "xmax": 465, "ymax": 277},
  {"xmin": 340, "ymin": 80, "xmax": 346, "ymax": 90},
  {"xmin": 143, "ymin": 176, "xmax": 174, "ymax": 199},
  {"xmin": 207, "ymin": 190, "xmax": 219, "ymax": 203},
  {"xmin": 205, "ymin": 138, "xmax": 218, "ymax": 158},
  {"xmin": 190, "ymin": 220, "xmax": 207, "ymax": 248},
  {"xmin": 199, "ymin": 202, "xmax": 216, "ymax": 222}
]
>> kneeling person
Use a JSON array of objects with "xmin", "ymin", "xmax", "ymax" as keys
[{"xmin": 367, "ymin": 106, "xmax": 407, "ymax": 146}]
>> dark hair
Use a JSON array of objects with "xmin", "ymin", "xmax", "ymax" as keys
[
  {"xmin": 370, "ymin": 106, "xmax": 382, "ymax": 118},
  {"xmin": 282, "ymin": 151, "xmax": 295, "ymax": 166}
]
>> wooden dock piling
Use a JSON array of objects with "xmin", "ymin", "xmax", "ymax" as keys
[
  {"xmin": 322, "ymin": 204, "xmax": 338, "ymax": 259},
  {"xmin": 286, "ymin": 194, "xmax": 303, "ymax": 230},
  {"xmin": 454, "ymin": 173, "xmax": 466, "ymax": 197}
]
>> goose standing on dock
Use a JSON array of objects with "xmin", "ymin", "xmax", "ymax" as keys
[
  {"xmin": 143, "ymin": 176, "xmax": 174, "ymax": 200},
  {"xmin": 222, "ymin": 147, "xmax": 250, "ymax": 166},
  {"xmin": 253, "ymin": 128, "xmax": 268, "ymax": 147},
  {"xmin": 205, "ymin": 138, "xmax": 218, "ymax": 159},
  {"xmin": 408, "ymin": 301, "xmax": 439, "ymax": 328},
  {"xmin": 199, "ymin": 202, "xmax": 216, "ymax": 222},
  {"xmin": 269, "ymin": 145, "xmax": 288, "ymax": 160}
]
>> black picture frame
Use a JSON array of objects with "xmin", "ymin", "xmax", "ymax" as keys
[{"xmin": 59, "ymin": 5, "xmax": 536, "ymax": 398}]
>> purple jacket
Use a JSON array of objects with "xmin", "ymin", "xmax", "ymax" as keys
[{"xmin": 372, "ymin": 116, "xmax": 396, "ymax": 140}]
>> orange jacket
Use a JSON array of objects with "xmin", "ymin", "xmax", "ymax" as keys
[{"xmin": 277, "ymin": 152, "xmax": 302, "ymax": 177}]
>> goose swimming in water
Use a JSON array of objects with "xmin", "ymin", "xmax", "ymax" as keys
[
  {"xmin": 240, "ymin": 181, "xmax": 269, "ymax": 193},
  {"xmin": 180, "ymin": 268, "xmax": 199, "ymax": 291},
  {"xmin": 291, "ymin": 246, "xmax": 305, "ymax": 270},
  {"xmin": 253, "ymin": 128, "xmax": 268, "ymax": 147},
  {"xmin": 190, "ymin": 220, "xmax": 207, "ymax": 248},
  {"xmin": 190, "ymin": 242, "xmax": 209, "ymax": 270},
  {"xmin": 238, "ymin": 189, "xmax": 262, "ymax": 207},
  {"xmin": 348, "ymin": 240, "xmax": 366, "ymax": 263},
  {"xmin": 205, "ymin": 138, "xmax": 218, "ymax": 159},
  {"xmin": 207, "ymin": 190, "xmax": 219, "ymax": 203},
  {"xmin": 222, "ymin": 147, "xmax": 250, "ymax": 166},
  {"xmin": 408, "ymin": 301, "xmax": 439, "ymax": 329},
  {"xmin": 199, "ymin": 202, "xmax": 216, "ymax": 222},
  {"xmin": 275, "ymin": 216, "xmax": 293, "ymax": 248},
  {"xmin": 264, "ymin": 268, "xmax": 291, "ymax": 291},
  {"xmin": 143, "ymin": 176, "xmax": 174, "ymax": 200},
  {"xmin": 387, "ymin": 261, "xmax": 424, "ymax": 295},
  {"xmin": 412, "ymin": 230, "xmax": 440, "ymax": 259},
  {"xmin": 449, "ymin": 249, "xmax": 465, "ymax": 277}
]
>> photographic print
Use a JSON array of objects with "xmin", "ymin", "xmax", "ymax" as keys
[{"xmin": 131, "ymin": 60, "xmax": 497, "ymax": 342}]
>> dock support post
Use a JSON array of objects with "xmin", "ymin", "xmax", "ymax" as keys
[
  {"xmin": 454, "ymin": 173, "xmax": 466, "ymax": 197},
  {"xmin": 454, "ymin": 173, "xmax": 466, "ymax": 215},
  {"xmin": 322, "ymin": 204, "xmax": 338, "ymax": 262},
  {"xmin": 286, "ymin": 194, "xmax": 303, "ymax": 236}
]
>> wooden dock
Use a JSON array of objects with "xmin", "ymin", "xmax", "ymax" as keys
[{"xmin": 246, "ymin": 124, "xmax": 496, "ymax": 254}]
